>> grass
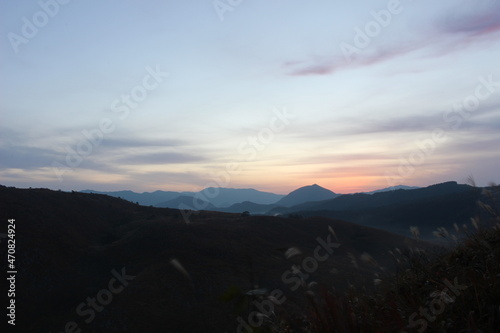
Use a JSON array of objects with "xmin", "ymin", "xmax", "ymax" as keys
[{"xmin": 234, "ymin": 185, "xmax": 500, "ymax": 333}]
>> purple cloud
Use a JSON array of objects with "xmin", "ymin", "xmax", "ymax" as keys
[
  {"xmin": 440, "ymin": 2, "xmax": 500, "ymax": 37},
  {"xmin": 285, "ymin": 37, "xmax": 433, "ymax": 76},
  {"xmin": 285, "ymin": 2, "xmax": 500, "ymax": 76}
]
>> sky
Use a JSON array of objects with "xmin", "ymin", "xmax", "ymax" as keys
[{"xmin": 1, "ymin": 0, "xmax": 499, "ymax": 195}]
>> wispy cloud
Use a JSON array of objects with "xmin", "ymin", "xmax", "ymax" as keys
[
  {"xmin": 103, "ymin": 137, "xmax": 186, "ymax": 149},
  {"xmin": 285, "ymin": 42, "xmax": 425, "ymax": 76},
  {"xmin": 0, "ymin": 127, "xmax": 201, "ymax": 175},
  {"xmin": 126, "ymin": 171, "xmax": 208, "ymax": 188},
  {"xmin": 0, "ymin": 146, "xmax": 58, "ymax": 170},
  {"xmin": 114, "ymin": 151, "xmax": 206, "ymax": 165},
  {"xmin": 288, "ymin": 100, "xmax": 500, "ymax": 141},
  {"xmin": 285, "ymin": 2, "xmax": 500, "ymax": 77},
  {"xmin": 439, "ymin": 1, "xmax": 500, "ymax": 38}
]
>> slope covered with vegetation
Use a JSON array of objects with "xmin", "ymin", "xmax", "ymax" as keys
[{"xmin": 249, "ymin": 186, "xmax": 500, "ymax": 332}]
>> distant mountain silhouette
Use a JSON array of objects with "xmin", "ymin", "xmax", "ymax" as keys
[
  {"xmin": 80, "ymin": 181, "xmax": 491, "ymax": 238},
  {"xmin": 200, "ymin": 184, "xmax": 437, "ymax": 215},
  {"xmin": 362, "ymin": 185, "xmax": 420, "ymax": 194},
  {"xmin": 275, "ymin": 184, "xmax": 339, "ymax": 207},
  {"xmin": 155, "ymin": 195, "xmax": 216, "ymax": 210},
  {"xmin": 81, "ymin": 187, "xmax": 284, "ymax": 208},
  {"xmin": 269, "ymin": 181, "xmax": 488, "ymax": 239},
  {"xmin": 196, "ymin": 187, "xmax": 284, "ymax": 207},
  {"xmin": 271, "ymin": 181, "xmax": 471, "ymax": 213},
  {"xmin": 82, "ymin": 184, "xmax": 424, "ymax": 211},
  {"xmin": 81, "ymin": 189, "xmax": 180, "ymax": 206}
]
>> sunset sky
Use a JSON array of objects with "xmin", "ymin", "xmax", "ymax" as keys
[{"xmin": 1, "ymin": 0, "xmax": 499, "ymax": 194}]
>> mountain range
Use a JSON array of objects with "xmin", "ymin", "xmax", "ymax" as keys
[
  {"xmin": 1, "ymin": 181, "xmax": 498, "ymax": 332},
  {"xmin": 81, "ymin": 187, "xmax": 285, "ymax": 208},
  {"xmin": 0, "ymin": 184, "xmax": 427, "ymax": 333},
  {"xmin": 81, "ymin": 184, "xmax": 417, "ymax": 209},
  {"xmin": 79, "ymin": 181, "xmax": 497, "ymax": 240},
  {"xmin": 269, "ymin": 181, "xmax": 493, "ymax": 239}
]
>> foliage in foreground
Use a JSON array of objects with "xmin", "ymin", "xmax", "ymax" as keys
[{"xmin": 233, "ymin": 186, "xmax": 500, "ymax": 333}]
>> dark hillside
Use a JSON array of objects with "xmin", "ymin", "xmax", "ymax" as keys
[
  {"xmin": 0, "ymin": 185, "xmax": 425, "ymax": 333},
  {"xmin": 270, "ymin": 181, "xmax": 475, "ymax": 215},
  {"xmin": 293, "ymin": 189, "xmax": 481, "ymax": 239}
]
